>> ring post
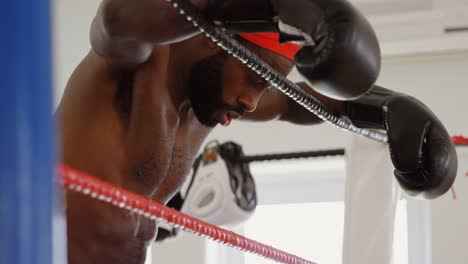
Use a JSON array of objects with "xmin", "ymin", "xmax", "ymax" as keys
[{"xmin": 0, "ymin": 0, "xmax": 66, "ymax": 263}]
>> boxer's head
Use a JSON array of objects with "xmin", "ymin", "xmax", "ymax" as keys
[{"xmin": 188, "ymin": 34, "xmax": 296, "ymax": 127}]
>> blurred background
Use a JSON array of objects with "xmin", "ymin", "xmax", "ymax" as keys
[{"xmin": 53, "ymin": 0, "xmax": 468, "ymax": 263}]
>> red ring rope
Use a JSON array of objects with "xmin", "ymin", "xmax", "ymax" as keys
[{"xmin": 58, "ymin": 164, "xmax": 316, "ymax": 264}]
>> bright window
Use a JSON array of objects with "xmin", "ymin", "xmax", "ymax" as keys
[
  {"xmin": 209, "ymin": 159, "xmax": 430, "ymax": 264},
  {"xmin": 243, "ymin": 201, "xmax": 408, "ymax": 264}
]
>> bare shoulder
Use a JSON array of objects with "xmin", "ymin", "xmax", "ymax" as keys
[
  {"xmin": 86, "ymin": 44, "xmax": 170, "ymax": 77},
  {"xmin": 72, "ymin": 45, "xmax": 170, "ymax": 84},
  {"xmin": 59, "ymin": 45, "xmax": 170, "ymax": 111}
]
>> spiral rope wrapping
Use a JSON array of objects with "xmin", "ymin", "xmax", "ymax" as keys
[
  {"xmin": 59, "ymin": 164, "xmax": 316, "ymax": 264},
  {"xmin": 165, "ymin": 0, "xmax": 388, "ymax": 143}
]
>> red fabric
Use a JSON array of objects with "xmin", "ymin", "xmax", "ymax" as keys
[
  {"xmin": 239, "ymin": 33, "xmax": 301, "ymax": 61},
  {"xmin": 453, "ymin": 135, "xmax": 468, "ymax": 145}
]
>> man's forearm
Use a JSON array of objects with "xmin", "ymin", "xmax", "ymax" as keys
[
  {"xmin": 98, "ymin": 0, "xmax": 209, "ymax": 45},
  {"xmin": 280, "ymin": 82, "xmax": 345, "ymax": 125}
]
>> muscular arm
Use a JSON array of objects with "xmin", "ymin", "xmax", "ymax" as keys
[
  {"xmin": 91, "ymin": 0, "xmax": 209, "ymax": 66},
  {"xmin": 244, "ymin": 82, "xmax": 345, "ymax": 125}
]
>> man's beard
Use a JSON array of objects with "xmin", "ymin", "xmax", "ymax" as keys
[{"xmin": 188, "ymin": 52, "xmax": 244, "ymax": 127}]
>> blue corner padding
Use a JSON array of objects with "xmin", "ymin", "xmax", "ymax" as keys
[{"xmin": 0, "ymin": 0, "xmax": 66, "ymax": 263}]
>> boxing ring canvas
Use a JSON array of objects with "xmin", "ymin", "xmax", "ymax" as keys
[{"xmin": 0, "ymin": 0, "xmax": 66, "ymax": 263}]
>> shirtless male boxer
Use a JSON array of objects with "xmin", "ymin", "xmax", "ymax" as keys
[{"xmin": 57, "ymin": 0, "xmax": 457, "ymax": 263}]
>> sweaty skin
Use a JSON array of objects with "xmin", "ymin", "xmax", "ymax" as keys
[
  {"xmin": 57, "ymin": 1, "xmax": 343, "ymax": 263},
  {"xmin": 59, "ymin": 47, "xmax": 212, "ymax": 264}
]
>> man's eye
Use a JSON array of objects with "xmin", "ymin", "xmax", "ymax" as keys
[
  {"xmin": 247, "ymin": 73, "xmax": 266, "ymax": 87},
  {"xmin": 252, "ymin": 78, "xmax": 268, "ymax": 88}
]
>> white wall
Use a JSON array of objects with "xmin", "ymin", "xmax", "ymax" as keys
[
  {"xmin": 53, "ymin": 0, "xmax": 99, "ymax": 107},
  {"xmin": 152, "ymin": 233, "xmax": 207, "ymax": 263},
  {"xmin": 380, "ymin": 53, "xmax": 468, "ymax": 134},
  {"xmin": 53, "ymin": 0, "xmax": 468, "ymax": 263}
]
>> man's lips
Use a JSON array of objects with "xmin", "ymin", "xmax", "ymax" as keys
[{"xmin": 217, "ymin": 110, "xmax": 242, "ymax": 127}]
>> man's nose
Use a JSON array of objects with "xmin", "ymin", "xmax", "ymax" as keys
[{"xmin": 237, "ymin": 90, "xmax": 263, "ymax": 112}]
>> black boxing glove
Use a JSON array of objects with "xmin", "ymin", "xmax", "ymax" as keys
[
  {"xmin": 345, "ymin": 86, "xmax": 457, "ymax": 199},
  {"xmin": 206, "ymin": 0, "xmax": 381, "ymax": 101},
  {"xmin": 273, "ymin": 0, "xmax": 381, "ymax": 101}
]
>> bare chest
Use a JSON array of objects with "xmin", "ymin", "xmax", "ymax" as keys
[
  {"xmin": 109, "ymin": 55, "xmax": 213, "ymax": 202},
  {"xmin": 122, "ymin": 102, "xmax": 212, "ymax": 204},
  {"xmin": 153, "ymin": 123, "xmax": 211, "ymax": 203}
]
